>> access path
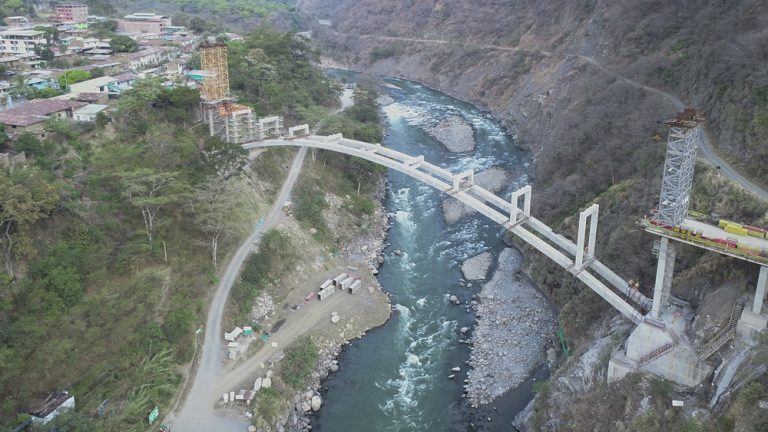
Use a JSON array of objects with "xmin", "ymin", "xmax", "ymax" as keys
[{"xmin": 169, "ymin": 147, "xmax": 307, "ymax": 432}]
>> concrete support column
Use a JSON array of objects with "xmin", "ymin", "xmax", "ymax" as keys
[
  {"xmin": 575, "ymin": 204, "xmax": 599, "ymax": 269},
  {"xmin": 652, "ymin": 237, "xmax": 677, "ymax": 319},
  {"xmin": 208, "ymin": 109, "xmax": 214, "ymax": 137},
  {"xmin": 509, "ymin": 185, "xmax": 532, "ymax": 223},
  {"xmin": 753, "ymin": 266, "xmax": 768, "ymax": 314}
]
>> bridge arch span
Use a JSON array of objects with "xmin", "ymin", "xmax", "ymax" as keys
[{"xmin": 244, "ymin": 133, "xmax": 650, "ymax": 323}]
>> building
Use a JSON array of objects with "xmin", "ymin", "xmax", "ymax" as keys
[
  {"xmin": 69, "ymin": 76, "xmax": 118, "ymax": 94},
  {"xmin": 3, "ymin": 16, "xmax": 30, "ymax": 27},
  {"xmin": 117, "ymin": 13, "xmax": 172, "ymax": 34},
  {"xmin": 0, "ymin": 30, "xmax": 46, "ymax": 55},
  {"xmin": 26, "ymin": 390, "xmax": 75, "ymax": 425},
  {"xmin": 124, "ymin": 48, "xmax": 171, "ymax": 71},
  {"xmin": 73, "ymin": 103, "xmax": 108, "ymax": 122},
  {"xmin": 0, "ymin": 98, "xmax": 86, "ymax": 135},
  {"xmin": 54, "ymin": 4, "xmax": 89, "ymax": 23}
]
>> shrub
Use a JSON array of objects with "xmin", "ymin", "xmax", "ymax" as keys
[{"xmin": 280, "ymin": 337, "xmax": 319, "ymax": 389}]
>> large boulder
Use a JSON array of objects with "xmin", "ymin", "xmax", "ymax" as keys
[{"xmin": 311, "ymin": 395, "xmax": 323, "ymax": 412}]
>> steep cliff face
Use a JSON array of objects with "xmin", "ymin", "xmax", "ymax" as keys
[
  {"xmin": 294, "ymin": 1, "xmax": 768, "ymax": 429},
  {"xmin": 300, "ymin": 0, "xmax": 768, "ymax": 195}
]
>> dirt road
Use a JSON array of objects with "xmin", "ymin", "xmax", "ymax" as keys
[
  {"xmin": 337, "ymin": 32, "xmax": 768, "ymax": 200},
  {"xmin": 169, "ymin": 147, "xmax": 308, "ymax": 432}
]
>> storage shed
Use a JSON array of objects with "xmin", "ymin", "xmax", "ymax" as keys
[
  {"xmin": 332, "ymin": 273, "xmax": 348, "ymax": 286},
  {"xmin": 317, "ymin": 285, "xmax": 336, "ymax": 301},
  {"xmin": 348, "ymin": 279, "xmax": 362, "ymax": 294}
]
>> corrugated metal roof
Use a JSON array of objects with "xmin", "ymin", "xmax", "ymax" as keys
[{"xmin": 0, "ymin": 99, "xmax": 86, "ymax": 126}]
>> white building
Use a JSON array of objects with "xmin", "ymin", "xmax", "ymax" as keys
[
  {"xmin": 73, "ymin": 104, "xmax": 108, "ymax": 122},
  {"xmin": 69, "ymin": 76, "xmax": 117, "ymax": 94},
  {"xmin": 0, "ymin": 29, "xmax": 46, "ymax": 55}
]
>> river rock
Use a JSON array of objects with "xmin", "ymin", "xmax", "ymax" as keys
[
  {"xmin": 311, "ymin": 395, "xmax": 323, "ymax": 412},
  {"xmin": 253, "ymin": 377, "xmax": 262, "ymax": 391},
  {"xmin": 442, "ymin": 168, "xmax": 513, "ymax": 225},
  {"xmin": 262, "ymin": 377, "xmax": 272, "ymax": 389},
  {"xmin": 249, "ymin": 426, "xmax": 257, "ymax": 432},
  {"xmin": 461, "ymin": 252, "xmax": 493, "ymax": 280},
  {"xmin": 467, "ymin": 248, "xmax": 557, "ymax": 407},
  {"xmin": 426, "ymin": 116, "xmax": 475, "ymax": 153},
  {"xmin": 452, "ymin": 367, "xmax": 461, "ymax": 372},
  {"xmin": 330, "ymin": 362, "xmax": 339, "ymax": 373},
  {"xmin": 301, "ymin": 401, "xmax": 312, "ymax": 413},
  {"xmin": 449, "ymin": 295, "xmax": 459, "ymax": 304},
  {"xmin": 331, "ymin": 314, "xmax": 341, "ymax": 324}
]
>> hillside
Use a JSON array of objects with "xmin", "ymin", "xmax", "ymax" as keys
[
  {"xmin": 0, "ymin": 26, "xmax": 388, "ymax": 430},
  {"xmin": 292, "ymin": 0, "xmax": 768, "ymax": 430}
]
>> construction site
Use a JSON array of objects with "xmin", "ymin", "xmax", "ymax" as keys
[{"xmin": 196, "ymin": 43, "xmax": 283, "ymax": 144}]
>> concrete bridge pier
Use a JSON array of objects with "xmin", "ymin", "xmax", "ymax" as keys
[
  {"xmin": 651, "ymin": 237, "xmax": 677, "ymax": 319},
  {"xmin": 737, "ymin": 265, "xmax": 768, "ymax": 341}
]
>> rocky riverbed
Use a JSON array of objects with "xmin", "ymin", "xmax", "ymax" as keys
[
  {"xmin": 442, "ymin": 167, "xmax": 512, "ymax": 224},
  {"xmin": 466, "ymin": 248, "xmax": 557, "ymax": 407},
  {"xmin": 426, "ymin": 116, "xmax": 475, "ymax": 153}
]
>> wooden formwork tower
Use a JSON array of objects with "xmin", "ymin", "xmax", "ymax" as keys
[{"xmin": 200, "ymin": 43, "xmax": 230, "ymax": 101}]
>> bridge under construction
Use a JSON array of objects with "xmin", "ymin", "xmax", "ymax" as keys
[{"xmin": 241, "ymin": 110, "xmax": 767, "ymax": 388}]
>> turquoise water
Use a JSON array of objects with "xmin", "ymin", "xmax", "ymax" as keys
[{"xmin": 314, "ymin": 76, "xmax": 542, "ymax": 431}]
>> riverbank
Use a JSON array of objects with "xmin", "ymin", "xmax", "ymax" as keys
[
  {"xmin": 466, "ymin": 248, "xmax": 557, "ymax": 407},
  {"xmin": 281, "ymin": 177, "xmax": 392, "ymax": 432}
]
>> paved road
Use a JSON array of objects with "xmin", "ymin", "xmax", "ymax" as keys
[
  {"xmin": 170, "ymin": 147, "xmax": 308, "ymax": 432},
  {"xmin": 572, "ymin": 55, "xmax": 768, "ymax": 202},
  {"xmin": 336, "ymin": 32, "xmax": 768, "ymax": 201}
]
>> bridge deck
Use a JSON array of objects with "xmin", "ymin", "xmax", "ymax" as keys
[{"xmin": 244, "ymin": 135, "xmax": 647, "ymax": 323}]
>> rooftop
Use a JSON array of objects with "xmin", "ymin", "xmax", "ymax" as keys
[
  {"xmin": 0, "ymin": 99, "xmax": 86, "ymax": 126},
  {"xmin": 70, "ymin": 76, "xmax": 118, "ymax": 88},
  {"xmin": 74, "ymin": 104, "xmax": 108, "ymax": 115},
  {"xmin": 124, "ymin": 13, "xmax": 169, "ymax": 21},
  {"xmin": 0, "ymin": 29, "xmax": 44, "ymax": 37},
  {"xmin": 26, "ymin": 390, "xmax": 74, "ymax": 419},
  {"xmin": 114, "ymin": 72, "xmax": 138, "ymax": 82}
]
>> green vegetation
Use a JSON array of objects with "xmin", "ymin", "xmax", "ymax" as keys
[
  {"xmin": 0, "ymin": 77, "xmax": 257, "ymax": 429},
  {"xmin": 231, "ymin": 229, "xmax": 297, "ymax": 321},
  {"xmin": 176, "ymin": 0, "xmax": 288, "ymax": 19},
  {"xmin": 227, "ymin": 28, "xmax": 337, "ymax": 117},
  {"xmin": 58, "ymin": 70, "xmax": 92, "ymax": 89},
  {"xmin": 280, "ymin": 336, "xmax": 319, "ymax": 389},
  {"xmin": 254, "ymin": 386, "xmax": 287, "ymax": 425},
  {"xmin": 110, "ymin": 35, "xmax": 139, "ymax": 53}
]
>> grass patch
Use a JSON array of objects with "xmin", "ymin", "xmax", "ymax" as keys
[{"xmin": 280, "ymin": 336, "xmax": 319, "ymax": 390}]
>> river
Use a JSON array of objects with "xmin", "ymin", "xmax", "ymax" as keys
[{"xmin": 312, "ymin": 75, "xmax": 547, "ymax": 431}]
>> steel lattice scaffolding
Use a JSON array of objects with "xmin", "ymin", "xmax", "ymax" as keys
[
  {"xmin": 656, "ymin": 108, "xmax": 704, "ymax": 227},
  {"xmin": 200, "ymin": 43, "xmax": 230, "ymax": 101}
]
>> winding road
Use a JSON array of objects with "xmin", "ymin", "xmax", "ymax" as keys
[
  {"xmin": 336, "ymin": 32, "xmax": 768, "ymax": 201},
  {"xmin": 169, "ymin": 147, "xmax": 308, "ymax": 432}
]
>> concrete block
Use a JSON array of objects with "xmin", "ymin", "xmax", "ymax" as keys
[{"xmin": 737, "ymin": 309, "xmax": 768, "ymax": 341}]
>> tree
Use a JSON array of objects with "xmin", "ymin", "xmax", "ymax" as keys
[
  {"xmin": 90, "ymin": 67, "xmax": 105, "ymax": 78},
  {"xmin": 110, "ymin": 35, "xmax": 138, "ymax": 53},
  {"xmin": 120, "ymin": 170, "xmax": 187, "ymax": 243},
  {"xmin": 189, "ymin": 176, "xmax": 254, "ymax": 266},
  {"xmin": 33, "ymin": 26, "xmax": 59, "ymax": 45},
  {"xmin": 58, "ymin": 69, "xmax": 91, "ymax": 89},
  {"xmin": 0, "ymin": 170, "xmax": 58, "ymax": 277},
  {"xmin": 199, "ymin": 137, "xmax": 248, "ymax": 180},
  {"xmin": 34, "ymin": 46, "xmax": 54, "ymax": 62}
]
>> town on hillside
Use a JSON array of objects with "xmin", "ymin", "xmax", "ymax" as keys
[{"xmin": 0, "ymin": 3, "xmax": 245, "ymax": 155}]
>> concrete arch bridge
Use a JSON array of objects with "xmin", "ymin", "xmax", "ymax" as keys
[{"xmin": 243, "ymin": 127, "xmax": 711, "ymax": 386}]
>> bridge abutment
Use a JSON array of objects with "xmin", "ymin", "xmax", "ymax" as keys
[{"xmin": 736, "ymin": 265, "xmax": 768, "ymax": 341}]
